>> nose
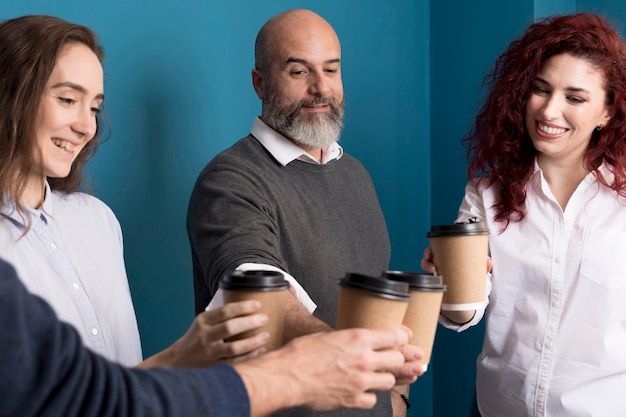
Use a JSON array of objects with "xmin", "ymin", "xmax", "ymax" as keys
[
  {"xmin": 308, "ymin": 71, "xmax": 332, "ymax": 97},
  {"xmin": 72, "ymin": 106, "xmax": 97, "ymax": 140},
  {"xmin": 539, "ymin": 94, "xmax": 561, "ymax": 120}
]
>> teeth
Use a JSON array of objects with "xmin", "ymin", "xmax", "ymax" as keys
[
  {"xmin": 52, "ymin": 139, "xmax": 76, "ymax": 152},
  {"xmin": 538, "ymin": 123, "xmax": 567, "ymax": 135}
]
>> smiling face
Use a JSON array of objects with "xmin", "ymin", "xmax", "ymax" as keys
[
  {"xmin": 252, "ymin": 10, "xmax": 344, "ymax": 151},
  {"xmin": 35, "ymin": 42, "xmax": 103, "ymax": 181},
  {"xmin": 525, "ymin": 53, "xmax": 612, "ymax": 166}
]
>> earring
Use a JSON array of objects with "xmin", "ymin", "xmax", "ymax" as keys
[{"xmin": 596, "ymin": 124, "xmax": 604, "ymax": 131}]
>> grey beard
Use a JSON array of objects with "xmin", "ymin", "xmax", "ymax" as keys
[{"xmin": 262, "ymin": 96, "xmax": 344, "ymax": 149}]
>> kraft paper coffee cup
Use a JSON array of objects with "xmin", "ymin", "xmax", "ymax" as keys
[
  {"xmin": 427, "ymin": 220, "xmax": 489, "ymax": 311},
  {"xmin": 383, "ymin": 270, "xmax": 446, "ymax": 369},
  {"xmin": 220, "ymin": 270, "xmax": 290, "ymax": 351},
  {"xmin": 336, "ymin": 273, "xmax": 410, "ymax": 330}
]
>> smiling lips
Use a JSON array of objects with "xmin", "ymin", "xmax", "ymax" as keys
[
  {"xmin": 52, "ymin": 138, "xmax": 79, "ymax": 153},
  {"xmin": 538, "ymin": 122, "xmax": 568, "ymax": 136}
]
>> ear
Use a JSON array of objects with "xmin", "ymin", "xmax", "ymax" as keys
[
  {"xmin": 601, "ymin": 105, "xmax": 614, "ymax": 125},
  {"xmin": 252, "ymin": 69, "xmax": 264, "ymax": 100}
]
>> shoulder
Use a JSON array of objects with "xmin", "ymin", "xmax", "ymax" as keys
[
  {"xmin": 194, "ymin": 136, "xmax": 279, "ymax": 184},
  {"xmin": 466, "ymin": 177, "xmax": 501, "ymax": 195},
  {"xmin": 333, "ymin": 153, "xmax": 371, "ymax": 176},
  {"xmin": 52, "ymin": 190, "xmax": 115, "ymax": 214},
  {"xmin": 211, "ymin": 136, "xmax": 266, "ymax": 164},
  {"xmin": 49, "ymin": 191, "xmax": 121, "ymax": 230}
]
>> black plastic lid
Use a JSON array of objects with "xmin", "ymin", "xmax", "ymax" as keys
[
  {"xmin": 219, "ymin": 270, "xmax": 290, "ymax": 291},
  {"xmin": 427, "ymin": 218, "xmax": 489, "ymax": 237},
  {"xmin": 338, "ymin": 273, "xmax": 410, "ymax": 300},
  {"xmin": 383, "ymin": 270, "xmax": 446, "ymax": 291}
]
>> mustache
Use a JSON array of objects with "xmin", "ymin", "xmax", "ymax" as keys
[{"xmin": 296, "ymin": 97, "xmax": 342, "ymax": 111}]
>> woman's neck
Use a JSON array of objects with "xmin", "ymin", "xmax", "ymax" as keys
[
  {"xmin": 537, "ymin": 156, "xmax": 589, "ymax": 210},
  {"xmin": 20, "ymin": 176, "xmax": 46, "ymax": 209}
]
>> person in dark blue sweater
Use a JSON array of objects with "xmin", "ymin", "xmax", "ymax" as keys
[{"xmin": 0, "ymin": 256, "xmax": 419, "ymax": 417}]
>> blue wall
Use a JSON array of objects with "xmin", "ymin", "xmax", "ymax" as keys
[{"xmin": 1, "ymin": 1, "xmax": 625, "ymax": 416}]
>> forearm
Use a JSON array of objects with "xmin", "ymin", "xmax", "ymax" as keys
[
  {"xmin": 0, "ymin": 260, "xmax": 246, "ymax": 417},
  {"xmin": 234, "ymin": 350, "xmax": 301, "ymax": 417},
  {"xmin": 282, "ymin": 291, "xmax": 332, "ymax": 342},
  {"xmin": 441, "ymin": 309, "xmax": 476, "ymax": 325},
  {"xmin": 136, "ymin": 347, "xmax": 175, "ymax": 369},
  {"xmin": 391, "ymin": 384, "xmax": 410, "ymax": 417}
]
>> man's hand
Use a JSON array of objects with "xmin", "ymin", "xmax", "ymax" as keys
[{"xmin": 235, "ymin": 327, "xmax": 420, "ymax": 416}]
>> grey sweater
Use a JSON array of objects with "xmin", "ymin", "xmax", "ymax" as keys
[{"xmin": 187, "ymin": 135, "xmax": 392, "ymax": 417}]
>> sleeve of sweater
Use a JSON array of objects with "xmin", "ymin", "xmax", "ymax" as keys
[{"xmin": 0, "ymin": 258, "xmax": 250, "ymax": 417}]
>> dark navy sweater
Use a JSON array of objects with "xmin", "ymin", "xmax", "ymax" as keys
[{"xmin": 0, "ymin": 258, "xmax": 249, "ymax": 417}]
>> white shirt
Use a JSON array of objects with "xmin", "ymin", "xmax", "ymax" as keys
[
  {"xmin": 207, "ymin": 117, "xmax": 343, "ymax": 312},
  {"xmin": 445, "ymin": 162, "xmax": 626, "ymax": 417},
  {"xmin": 0, "ymin": 184, "xmax": 143, "ymax": 367}
]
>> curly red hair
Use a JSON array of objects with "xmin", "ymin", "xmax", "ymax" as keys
[{"xmin": 464, "ymin": 13, "xmax": 626, "ymax": 227}]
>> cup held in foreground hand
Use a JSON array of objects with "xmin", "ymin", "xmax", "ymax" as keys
[
  {"xmin": 383, "ymin": 270, "xmax": 446, "ymax": 369},
  {"xmin": 220, "ymin": 270, "xmax": 290, "ymax": 351},
  {"xmin": 427, "ymin": 219, "xmax": 489, "ymax": 311},
  {"xmin": 336, "ymin": 273, "xmax": 410, "ymax": 330}
]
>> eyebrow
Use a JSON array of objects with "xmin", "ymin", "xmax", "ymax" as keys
[
  {"xmin": 51, "ymin": 81, "xmax": 105, "ymax": 101},
  {"xmin": 535, "ymin": 76, "xmax": 590, "ymax": 94},
  {"xmin": 286, "ymin": 57, "xmax": 341, "ymax": 65}
]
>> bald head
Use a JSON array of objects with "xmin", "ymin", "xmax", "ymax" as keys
[{"xmin": 254, "ymin": 9, "xmax": 340, "ymax": 73}]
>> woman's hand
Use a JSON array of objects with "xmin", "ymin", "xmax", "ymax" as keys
[{"xmin": 138, "ymin": 300, "xmax": 270, "ymax": 369}]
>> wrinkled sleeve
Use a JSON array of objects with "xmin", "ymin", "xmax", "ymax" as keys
[
  {"xmin": 0, "ymin": 258, "xmax": 249, "ymax": 417},
  {"xmin": 187, "ymin": 153, "xmax": 297, "ymax": 311}
]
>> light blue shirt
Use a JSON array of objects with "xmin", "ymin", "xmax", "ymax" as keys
[{"xmin": 0, "ymin": 183, "xmax": 142, "ymax": 366}]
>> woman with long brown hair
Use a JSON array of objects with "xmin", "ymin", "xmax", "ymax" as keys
[{"xmin": 0, "ymin": 14, "xmax": 269, "ymax": 368}]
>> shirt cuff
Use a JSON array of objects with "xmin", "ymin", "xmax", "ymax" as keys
[
  {"xmin": 206, "ymin": 263, "xmax": 317, "ymax": 313},
  {"xmin": 438, "ymin": 271, "xmax": 491, "ymax": 332}
]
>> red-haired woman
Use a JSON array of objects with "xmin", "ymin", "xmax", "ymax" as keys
[{"xmin": 422, "ymin": 12, "xmax": 626, "ymax": 417}]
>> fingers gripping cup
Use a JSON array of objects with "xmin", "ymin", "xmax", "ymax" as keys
[
  {"xmin": 220, "ymin": 270, "xmax": 290, "ymax": 351},
  {"xmin": 427, "ymin": 219, "xmax": 489, "ymax": 311},
  {"xmin": 336, "ymin": 273, "xmax": 411, "ymax": 330},
  {"xmin": 383, "ymin": 271, "xmax": 446, "ymax": 370}
]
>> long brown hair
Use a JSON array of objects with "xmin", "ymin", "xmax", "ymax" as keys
[
  {"xmin": 0, "ymin": 14, "xmax": 106, "ymax": 213},
  {"xmin": 464, "ymin": 13, "xmax": 626, "ymax": 228}
]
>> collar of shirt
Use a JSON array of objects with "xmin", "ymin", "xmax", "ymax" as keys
[
  {"xmin": 250, "ymin": 116, "xmax": 343, "ymax": 166},
  {"xmin": 1, "ymin": 181, "xmax": 53, "ymax": 225},
  {"xmin": 531, "ymin": 158, "xmax": 612, "ymax": 188}
]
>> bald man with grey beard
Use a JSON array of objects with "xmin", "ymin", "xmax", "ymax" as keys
[{"xmin": 187, "ymin": 9, "xmax": 424, "ymax": 417}]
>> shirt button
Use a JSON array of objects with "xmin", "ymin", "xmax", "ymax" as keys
[
  {"xmin": 72, "ymin": 283, "xmax": 79, "ymax": 290},
  {"xmin": 538, "ymin": 383, "xmax": 546, "ymax": 391},
  {"xmin": 50, "ymin": 243, "xmax": 57, "ymax": 250},
  {"xmin": 554, "ymin": 257, "xmax": 561, "ymax": 264},
  {"xmin": 91, "ymin": 328, "xmax": 98, "ymax": 336},
  {"xmin": 552, "ymin": 300, "xmax": 560, "ymax": 308},
  {"xmin": 545, "ymin": 342, "xmax": 552, "ymax": 349}
]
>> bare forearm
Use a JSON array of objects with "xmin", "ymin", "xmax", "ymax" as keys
[
  {"xmin": 282, "ymin": 292, "xmax": 332, "ymax": 342},
  {"xmin": 441, "ymin": 310, "xmax": 476, "ymax": 325},
  {"xmin": 391, "ymin": 384, "xmax": 410, "ymax": 417},
  {"xmin": 235, "ymin": 351, "xmax": 298, "ymax": 417}
]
